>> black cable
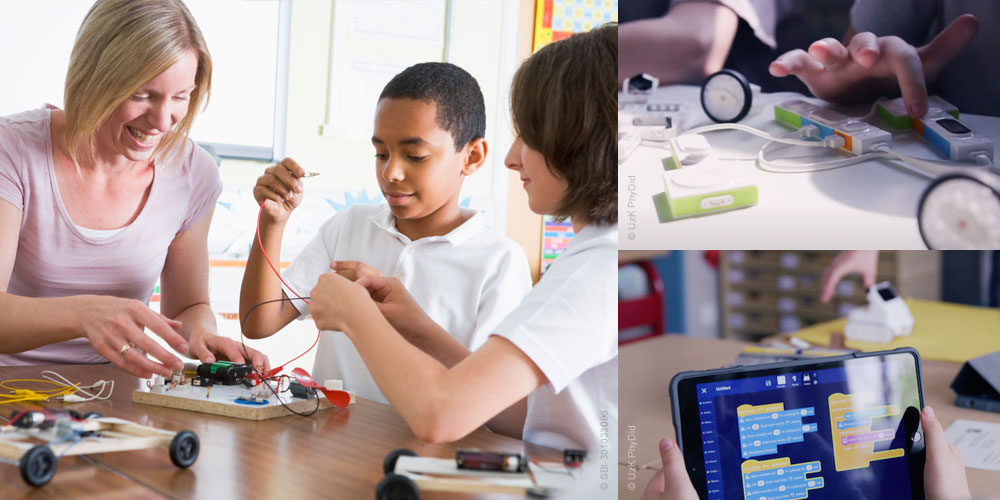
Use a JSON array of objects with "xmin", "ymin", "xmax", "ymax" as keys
[
  {"xmin": 238, "ymin": 296, "xmax": 321, "ymax": 417},
  {"xmin": 255, "ymin": 374, "xmax": 319, "ymax": 417},
  {"xmin": 239, "ymin": 295, "xmax": 311, "ymax": 332}
]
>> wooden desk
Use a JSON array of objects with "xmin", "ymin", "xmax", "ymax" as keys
[
  {"xmin": 0, "ymin": 364, "xmax": 559, "ymax": 499},
  {"xmin": 618, "ymin": 335, "xmax": 1000, "ymax": 499}
]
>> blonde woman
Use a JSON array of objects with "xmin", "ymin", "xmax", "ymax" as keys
[{"xmin": 0, "ymin": 0, "xmax": 267, "ymax": 377}]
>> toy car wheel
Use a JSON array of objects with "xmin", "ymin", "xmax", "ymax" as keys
[
  {"xmin": 169, "ymin": 430, "xmax": 200, "ymax": 468},
  {"xmin": 375, "ymin": 473, "xmax": 419, "ymax": 500},
  {"xmin": 20, "ymin": 445, "xmax": 57, "ymax": 487},
  {"xmin": 382, "ymin": 448, "xmax": 417, "ymax": 475},
  {"xmin": 82, "ymin": 412, "xmax": 102, "ymax": 420}
]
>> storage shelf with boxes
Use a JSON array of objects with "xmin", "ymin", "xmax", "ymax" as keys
[{"xmin": 718, "ymin": 251, "xmax": 941, "ymax": 340}]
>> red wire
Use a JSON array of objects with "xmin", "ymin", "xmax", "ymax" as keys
[
  {"xmin": 256, "ymin": 205, "xmax": 310, "ymax": 306},
  {"xmin": 252, "ymin": 203, "xmax": 320, "ymax": 374}
]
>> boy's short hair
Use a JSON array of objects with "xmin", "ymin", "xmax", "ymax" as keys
[
  {"xmin": 379, "ymin": 62, "xmax": 486, "ymax": 152},
  {"xmin": 510, "ymin": 24, "xmax": 617, "ymax": 226}
]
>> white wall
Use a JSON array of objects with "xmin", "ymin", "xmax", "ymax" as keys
[{"xmin": 682, "ymin": 251, "xmax": 721, "ymax": 339}]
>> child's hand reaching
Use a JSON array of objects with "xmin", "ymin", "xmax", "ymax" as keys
[
  {"xmin": 330, "ymin": 261, "xmax": 382, "ymax": 282},
  {"xmin": 820, "ymin": 250, "xmax": 879, "ymax": 303},
  {"xmin": 355, "ymin": 275, "xmax": 426, "ymax": 336},
  {"xmin": 253, "ymin": 157, "xmax": 307, "ymax": 223},
  {"xmin": 307, "ymin": 271, "xmax": 376, "ymax": 332},
  {"xmin": 769, "ymin": 15, "xmax": 978, "ymax": 118}
]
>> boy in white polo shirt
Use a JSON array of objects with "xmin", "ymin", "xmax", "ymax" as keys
[
  {"xmin": 305, "ymin": 24, "xmax": 617, "ymax": 473},
  {"xmin": 239, "ymin": 63, "xmax": 531, "ymax": 405}
]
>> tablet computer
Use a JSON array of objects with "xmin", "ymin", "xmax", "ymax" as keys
[{"xmin": 671, "ymin": 348, "xmax": 925, "ymax": 500}]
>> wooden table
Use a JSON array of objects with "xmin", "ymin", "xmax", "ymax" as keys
[
  {"xmin": 0, "ymin": 364, "xmax": 559, "ymax": 499},
  {"xmin": 618, "ymin": 334, "xmax": 1000, "ymax": 499}
]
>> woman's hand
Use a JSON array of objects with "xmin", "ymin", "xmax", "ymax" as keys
[
  {"xmin": 307, "ymin": 272, "xmax": 377, "ymax": 332},
  {"xmin": 77, "ymin": 295, "xmax": 189, "ymax": 378},
  {"xmin": 253, "ymin": 157, "xmax": 307, "ymax": 224},
  {"xmin": 186, "ymin": 327, "xmax": 271, "ymax": 373},
  {"xmin": 769, "ymin": 15, "xmax": 979, "ymax": 117}
]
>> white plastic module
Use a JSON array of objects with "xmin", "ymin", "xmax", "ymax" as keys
[
  {"xmin": 775, "ymin": 99, "xmax": 892, "ymax": 155},
  {"xmin": 661, "ymin": 134, "xmax": 758, "ymax": 219},
  {"xmin": 844, "ymin": 282, "xmax": 914, "ymax": 344}
]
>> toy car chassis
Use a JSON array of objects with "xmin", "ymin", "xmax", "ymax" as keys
[
  {"xmin": 377, "ymin": 448, "xmax": 553, "ymax": 499},
  {"xmin": 0, "ymin": 410, "xmax": 199, "ymax": 486}
]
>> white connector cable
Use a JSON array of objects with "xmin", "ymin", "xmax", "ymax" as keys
[
  {"xmin": 43, "ymin": 370, "xmax": 115, "ymax": 403},
  {"xmin": 647, "ymin": 120, "xmax": 997, "ymax": 179},
  {"xmin": 757, "ymin": 137, "xmax": 877, "ymax": 173},
  {"xmin": 872, "ymin": 144, "xmax": 996, "ymax": 179},
  {"xmin": 684, "ymin": 123, "xmax": 837, "ymax": 148},
  {"xmin": 684, "ymin": 122, "xmax": 997, "ymax": 177}
]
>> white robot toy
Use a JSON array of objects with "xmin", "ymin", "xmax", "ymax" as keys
[{"xmin": 844, "ymin": 282, "xmax": 914, "ymax": 344}]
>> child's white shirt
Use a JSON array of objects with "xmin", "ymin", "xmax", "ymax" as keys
[
  {"xmin": 281, "ymin": 203, "xmax": 531, "ymax": 404},
  {"xmin": 492, "ymin": 223, "xmax": 618, "ymax": 458}
]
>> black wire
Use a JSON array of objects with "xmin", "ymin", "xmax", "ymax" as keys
[
  {"xmin": 239, "ymin": 295, "xmax": 311, "ymax": 332},
  {"xmin": 255, "ymin": 373, "xmax": 319, "ymax": 417},
  {"xmin": 238, "ymin": 296, "xmax": 321, "ymax": 417},
  {"xmin": 529, "ymin": 459, "xmax": 577, "ymax": 478}
]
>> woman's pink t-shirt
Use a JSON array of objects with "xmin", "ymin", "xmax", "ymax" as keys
[{"xmin": 0, "ymin": 108, "xmax": 222, "ymax": 365}]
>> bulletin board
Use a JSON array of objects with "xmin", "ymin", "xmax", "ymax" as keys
[
  {"xmin": 541, "ymin": 218, "xmax": 574, "ymax": 273},
  {"xmin": 532, "ymin": 0, "xmax": 618, "ymax": 52}
]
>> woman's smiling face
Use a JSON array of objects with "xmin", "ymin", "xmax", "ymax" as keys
[{"xmin": 94, "ymin": 50, "xmax": 198, "ymax": 164}]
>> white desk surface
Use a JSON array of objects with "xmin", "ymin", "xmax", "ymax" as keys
[{"xmin": 619, "ymin": 85, "xmax": 1000, "ymax": 250}]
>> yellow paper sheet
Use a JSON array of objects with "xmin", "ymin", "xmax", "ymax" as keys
[{"xmin": 791, "ymin": 299, "xmax": 1000, "ymax": 363}]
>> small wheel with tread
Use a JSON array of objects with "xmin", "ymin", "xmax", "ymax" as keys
[
  {"xmin": 383, "ymin": 448, "xmax": 417, "ymax": 475},
  {"xmin": 20, "ymin": 445, "xmax": 57, "ymax": 487},
  {"xmin": 169, "ymin": 430, "xmax": 200, "ymax": 468},
  {"xmin": 375, "ymin": 473, "xmax": 419, "ymax": 500}
]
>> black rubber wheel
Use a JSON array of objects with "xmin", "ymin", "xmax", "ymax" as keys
[
  {"xmin": 66, "ymin": 410, "xmax": 83, "ymax": 420},
  {"xmin": 20, "ymin": 445, "xmax": 57, "ymax": 487},
  {"xmin": 82, "ymin": 412, "xmax": 102, "ymax": 420},
  {"xmin": 375, "ymin": 473, "xmax": 419, "ymax": 500},
  {"xmin": 169, "ymin": 430, "xmax": 200, "ymax": 468},
  {"xmin": 382, "ymin": 448, "xmax": 417, "ymax": 475}
]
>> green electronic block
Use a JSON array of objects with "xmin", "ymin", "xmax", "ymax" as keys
[
  {"xmin": 662, "ymin": 135, "xmax": 758, "ymax": 219},
  {"xmin": 876, "ymin": 96, "xmax": 958, "ymax": 130}
]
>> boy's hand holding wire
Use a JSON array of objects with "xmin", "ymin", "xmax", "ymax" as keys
[{"xmin": 254, "ymin": 157, "xmax": 308, "ymax": 224}]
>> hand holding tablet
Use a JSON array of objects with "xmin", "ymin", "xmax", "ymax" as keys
[{"xmin": 670, "ymin": 349, "xmax": 927, "ymax": 499}]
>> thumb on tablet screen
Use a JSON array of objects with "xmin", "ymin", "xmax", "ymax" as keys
[{"xmin": 642, "ymin": 439, "xmax": 699, "ymax": 500}]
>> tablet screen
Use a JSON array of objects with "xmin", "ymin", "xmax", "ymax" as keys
[{"xmin": 674, "ymin": 351, "xmax": 922, "ymax": 500}]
